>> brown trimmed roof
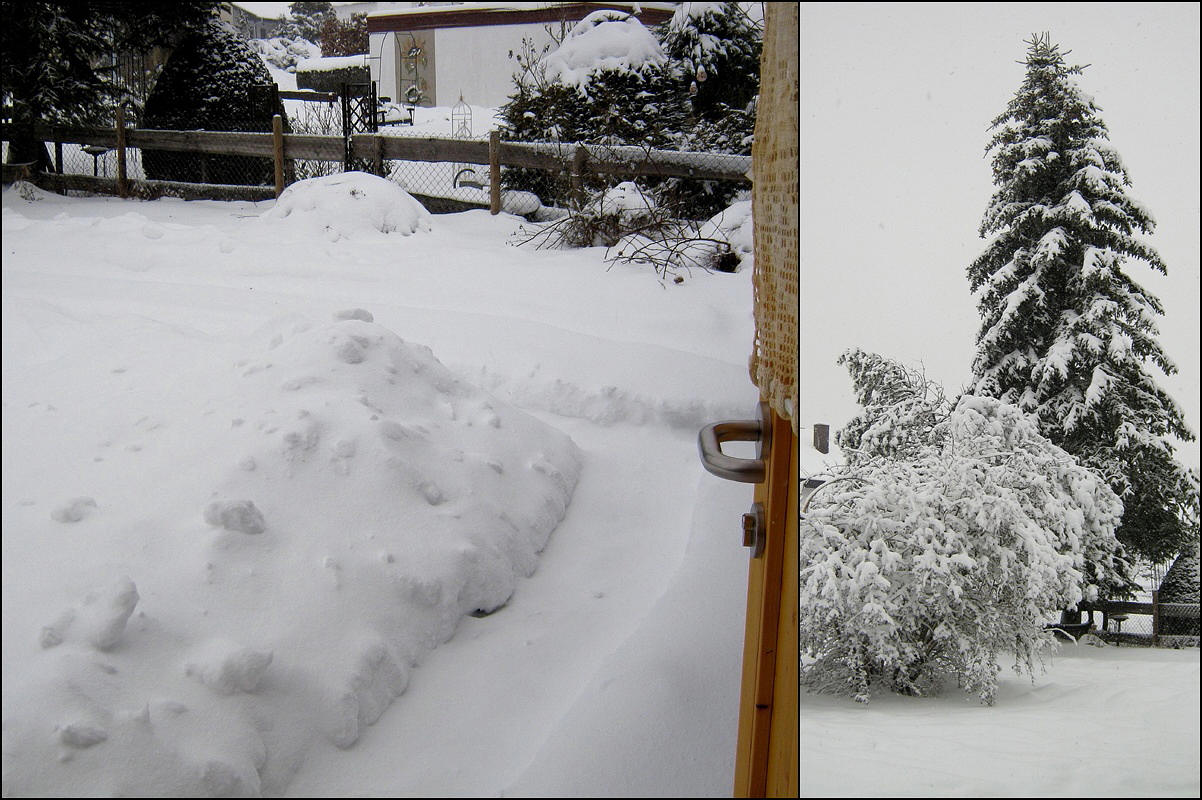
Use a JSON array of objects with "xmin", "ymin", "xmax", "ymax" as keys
[{"xmin": 367, "ymin": 3, "xmax": 676, "ymax": 33}]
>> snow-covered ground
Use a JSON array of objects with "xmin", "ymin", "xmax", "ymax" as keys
[
  {"xmin": 802, "ymin": 643, "xmax": 1200, "ymax": 797},
  {"xmin": 1, "ymin": 177, "xmax": 760, "ymax": 796}
]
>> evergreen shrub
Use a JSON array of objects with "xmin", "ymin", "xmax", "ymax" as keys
[{"xmin": 141, "ymin": 22, "xmax": 288, "ymax": 186}]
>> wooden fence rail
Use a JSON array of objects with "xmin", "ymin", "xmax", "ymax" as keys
[{"xmin": 1, "ymin": 119, "xmax": 751, "ymax": 210}]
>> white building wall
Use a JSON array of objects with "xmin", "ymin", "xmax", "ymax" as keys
[
  {"xmin": 369, "ymin": 31, "xmax": 400, "ymax": 103},
  {"xmin": 433, "ymin": 24, "xmax": 560, "ymax": 109}
]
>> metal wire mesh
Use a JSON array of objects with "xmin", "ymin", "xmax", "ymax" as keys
[
  {"xmin": 380, "ymin": 128, "xmax": 495, "ymax": 212},
  {"xmin": 25, "ymin": 105, "xmax": 750, "ymax": 217},
  {"xmin": 285, "ymin": 98, "xmax": 343, "ymax": 182},
  {"xmin": 138, "ymin": 114, "xmax": 278, "ymax": 188}
]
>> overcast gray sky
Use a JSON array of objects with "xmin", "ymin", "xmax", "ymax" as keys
[{"xmin": 800, "ymin": 2, "xmax": 1201, "ymax": 469}]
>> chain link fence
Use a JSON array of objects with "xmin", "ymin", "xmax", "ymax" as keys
[
  {"xmin": 10, "ymin": 99, "xmax": 751, "ymax": 219},
  {"xmin": 285, "ymin": 97, "xmax": 343, "ymax": 182}
]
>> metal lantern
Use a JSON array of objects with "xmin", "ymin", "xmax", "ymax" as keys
[{"xmin": 452, "ymin": 94, "xmax": 472, "ymax": 139}]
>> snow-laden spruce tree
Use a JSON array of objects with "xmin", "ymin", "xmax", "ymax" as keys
[
  {"xmin": 141, "ymin": 21, "xmax": 289, "ymax": 186},
  {"xmin": 803, "ymin": 350, "xmax": 1130, "ymax": 705},
  {"xmin": 659, "ymin": 2, "xmax": 760, "ymax": 147},
  {"xmin": 655, "ymin": 2, "xmax": 761, "ymax": 217},
  {"xmin": 967, "ymin": 34, "xmax": 1199, "ymax": 567}
]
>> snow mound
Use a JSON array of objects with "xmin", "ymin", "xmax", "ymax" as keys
[
  {"xmin": 261, "ymin": 172, "xmax": 433, "ymax": 241},
  {"xmin": 203, "ymin": 499, "xmax": 266, "ymax": 534},
  {"xmin": 592, "ymin": 181, "xmax": 657, "ymax": 220},
  {"xmin": 1, "ymin": 315, "xmax": 581, "ymax": 796},
  {"xmin": 544, "ymin": 9, "xmax": 668, "ymax": 87},
  {"xmin": 702, "ymin": 199, "xmax": 754, "ymax": 257}
]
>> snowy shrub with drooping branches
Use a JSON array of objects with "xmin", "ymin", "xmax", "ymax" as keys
[
  {"xmin": 802, "ymin": 352, "xmax": 1131, "ymax": 705},
  {"xmin": 835, "ymin": 349, "xmax": 950, "ymax": 464}
]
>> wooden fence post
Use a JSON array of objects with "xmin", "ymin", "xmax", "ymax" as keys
[
  {"xmin": 54, "ymin": 141, "xmax": 63, "ymax": 175},
  {"xmin": 115, "ymin": 107, "xmax": 128, "ymax": 198},
  {"xmin": 571, "ymin": 143, "xmax": 588, "ymax": 207},
  {"xmin": 489, "ymin": 130, "xmax": 500, "ymax": 215},
  {"xmin": 273, "ymin": 114, "xmax": 284, "ymax": 198},
  {"xmin": 1151, "ymin": 590, "xmax": 1160, "ymax": 645}
]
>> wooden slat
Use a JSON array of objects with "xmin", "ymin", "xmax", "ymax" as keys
[
  {"xmin": 281, "ymin": 133, "xmax": 345, "ymax": 161},
  {"xmin": 128, "ymin": 129, "xmax": 276, "ymax": 159},
  {"xmin": 0, "ymin": 123, "xmax": 119, "ymax": 148},
  {"xmin": 493, "ymin": 141, "xmax": 569, "ymax": 171},
  {"xmin": 361, "ymin": 134, "xmax": 491, "ymax": 164}
]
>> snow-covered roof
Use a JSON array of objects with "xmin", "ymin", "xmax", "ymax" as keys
[
  {"xmin": 229, "ymin": 2, "xmax": 292, "ymax": 20},
  {"xmin": 231, "ymin": 2, "xmax": 372, "ymax": 21}
]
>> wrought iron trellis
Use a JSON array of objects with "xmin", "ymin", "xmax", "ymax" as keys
[{"xmin": 340, "ymin": 81, "xmax": 379, "ymax": 173}]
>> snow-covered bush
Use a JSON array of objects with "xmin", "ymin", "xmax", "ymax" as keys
[
  {"xmin": 802, "ymin": 351, "xmax": 1133, "ymax": 705},
  {"xmin": 500, "ymin": 5, "xmax": 761, "ymax": 220},
  {"xmin": 559, "ymin": 181, "xmax": 657, "ymax": 247},
  {"xmin": 498, "ymin": 11, "xmax": 689, "ymax": 210},
  {"xmin": 607, "ymin": 196, "xmax": 751, "ymax": 276},
  {"xmin": 250, "ymin": 36, "xmax": 320, "ymax": 72},
  {"xmin": 655, "ymin": 3, "xmax": 761, "ymax": 216},
  {"xmin": 141, "ymin": 22, "xmax": 288, "ymax": 186}
]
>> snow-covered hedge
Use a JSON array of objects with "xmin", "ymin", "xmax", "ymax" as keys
[
  {"xmin": 295, "ymin": 57, "xmax": 369, "ymax": 94},
  {"xmin": 543, "ymin": 9, "xmax": 668, "ymax": 88},
  {"xmin": 802, "ymin": 351, "xmax": 1132, "ymax": 705}
]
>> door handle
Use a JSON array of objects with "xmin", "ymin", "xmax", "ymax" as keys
[{"xmin": 697, "ymin": 402, "xmax": 771, "ymax": 484}]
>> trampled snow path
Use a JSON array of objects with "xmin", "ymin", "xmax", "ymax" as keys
[{"xmin": 2, "ymin": 183, "xmax": 759, "ymax": 796}]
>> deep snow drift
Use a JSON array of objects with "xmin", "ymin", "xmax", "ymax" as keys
[
  {"xmin": 2, "ymin": 303, "xmax": 581, "ymax": 796},
  {"xmin": 2, "ymin": 178, "xmax": 759, "ymax": 796}
]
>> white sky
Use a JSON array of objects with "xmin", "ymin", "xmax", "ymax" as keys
[{"xmin": 799, "ymin": 2, "xmax": 1201, "ymax": 470}]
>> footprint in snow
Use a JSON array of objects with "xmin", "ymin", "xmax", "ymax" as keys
[{"xmin": 51, "ymin": 496, "xmax": 97, "ymax": 523}]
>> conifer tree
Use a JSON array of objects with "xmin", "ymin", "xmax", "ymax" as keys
[
  {"xmin": 1, "ymin": 1, "xmax": 217, "ymax": 169},
  {"xmin": 967, "ymin": 34, "xmax": 1199, "ymax": 567}
]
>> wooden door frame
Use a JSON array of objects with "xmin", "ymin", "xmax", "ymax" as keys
[{"xmin": 733, "ymin": 411, "xmax": 799, "ymax": 796}]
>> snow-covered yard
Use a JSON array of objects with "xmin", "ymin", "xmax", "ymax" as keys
[
  {"xmin": 1, "ymin": 178, "xmax": 760, "ymax": 796},
  {"xmin": 802, "ymin": 643, "xmax": 1200, "ymax": 797}
]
